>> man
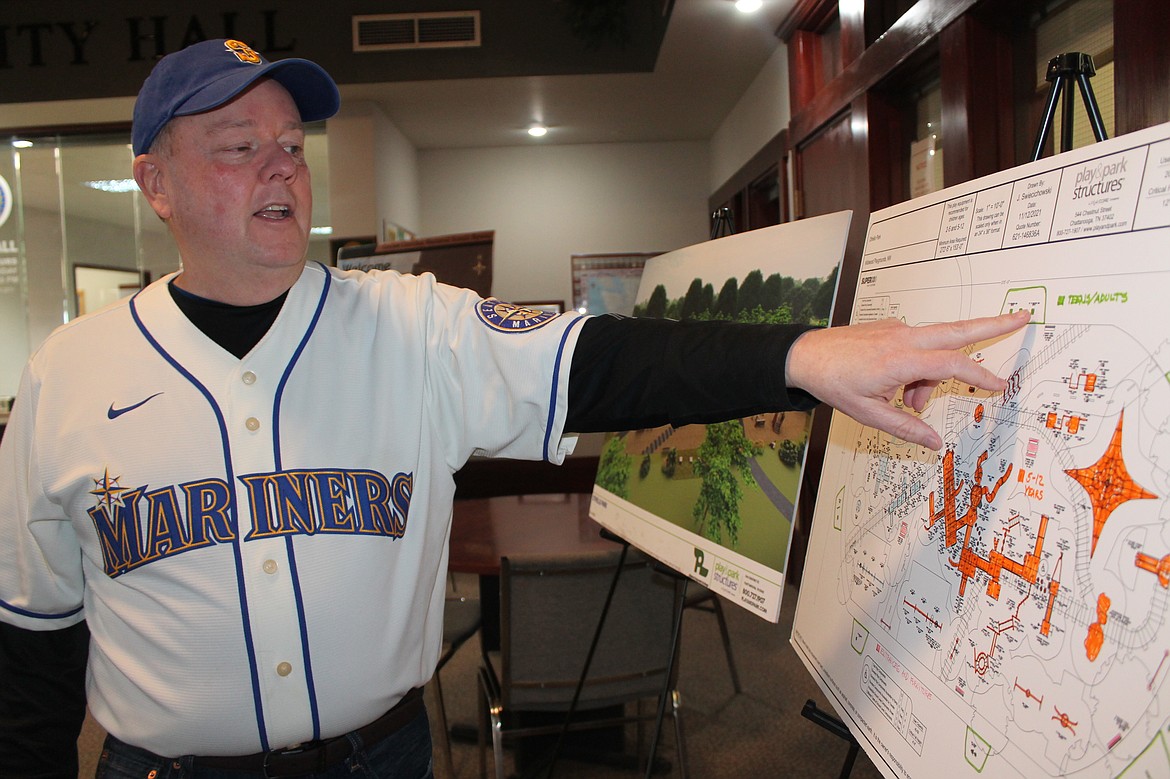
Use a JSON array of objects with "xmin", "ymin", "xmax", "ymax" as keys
[{"xmin": 0, "ymin": 39, "xmax": 1028, "ymax": 778}]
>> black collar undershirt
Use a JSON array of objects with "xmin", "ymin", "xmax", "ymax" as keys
[{"xmin": 168, "ymin": 281, "xmax": 288, "ymax": 359}]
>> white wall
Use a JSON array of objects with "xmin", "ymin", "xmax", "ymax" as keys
[
  {"xmin": 708, "ymin": 44, "xmax": 790, "ymax": 194},
  {"xmin": 418, "ymin": 142, "xmax": 710, "ymax": 308},
  {"xmin": 326, "ymin": 105, "xmax": 379, "ymax": 240},
  {"xmin": 326, "ymin": 101, "xmax": 419, "ymax": 243},
  {"xmin": 373, "ymin": 109, "xmax": 420, "ymax": 238}
]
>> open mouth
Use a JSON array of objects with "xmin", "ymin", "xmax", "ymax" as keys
[{"xmin": 256, "ymin": 204, "xmax": 292, "ymax": 220}]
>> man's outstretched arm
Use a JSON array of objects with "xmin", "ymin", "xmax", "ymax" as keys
[
  {"xmin": 785, "ymin": 310, "xmax": 1030, "ymax": 449},
  {"xmin": 567, "ymin": 309, "xmax": 1030, "ymax": 450}
]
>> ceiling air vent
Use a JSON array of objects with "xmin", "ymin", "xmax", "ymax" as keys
[{"xmin": 352, "ymin": 11, "xmax": 481, "ymax": 51}]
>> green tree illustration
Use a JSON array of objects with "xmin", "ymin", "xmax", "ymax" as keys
[
  {"xmin": 810, "ymin": 265, "xmax": 837, "ymax": 323},
  {"xmin": 692, "ymin": 420, "xmax": 763, "ymax": 547},
  {"xmin": 680, "ymin": 278, "xmax": 706, "ymax": 320},
  {"xmin": 762, "ymin": 273, "xmax": 784, "ymax": 311},
  {"xmin": 661, "ymin": 447, "xmax": 677, "ymax": 478},
  {"xmin": 596, "ymin": 435, "xmax": 633, "ymax": 498},
  {"xmin": 700, "ymin": 283, "xmax": 715, "ymax": 316},
  {"xmin": 713, "ymin": 277, "xmax": 738, "ymax": 320},
  {"xmin": 778, "ymin": 439, "xmax": 802, "ymax": 467},
  {"xmin": 737, "ymin": 269, "xmax": 764, "ymax": 317},
  {"xmin": 645, "ymin": 284, "xmax": 669, "ymax": 319},
  {"xmin": 787, "ymin": 282, "xmax": 813, "ymax": 323}
]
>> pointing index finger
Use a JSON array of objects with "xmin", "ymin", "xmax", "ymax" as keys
[{"xmin": 913, "ymin": 310, "xmax": 1031, "ymax": 350}]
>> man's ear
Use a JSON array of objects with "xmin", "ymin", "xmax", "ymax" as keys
[{"xmin": 133, "ymin": 154, "xmax": 172, "ymax": 221}]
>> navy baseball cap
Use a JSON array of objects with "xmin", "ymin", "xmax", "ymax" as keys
[{"xmin": 132, "ymin": 39, "xmax": 340, "ymax": 155}]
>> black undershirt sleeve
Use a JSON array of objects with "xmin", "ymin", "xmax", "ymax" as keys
[
  {"xmin": 565, "ymin": 315, "xmax": 822, "ymax": 434},
  {"xmin": 0, "ymin": 621, "xmax": 90, "ymax": 779}
]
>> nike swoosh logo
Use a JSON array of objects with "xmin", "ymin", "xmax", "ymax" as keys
[{"xmin": 107, "ymin": 392, "xmax": 164, "ymax": 420}]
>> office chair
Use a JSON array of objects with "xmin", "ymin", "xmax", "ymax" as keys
[{"xmin": 477, "ymin": 547, "xmax": 687, "ymax": 779}]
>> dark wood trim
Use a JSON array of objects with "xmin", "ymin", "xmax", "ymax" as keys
[
  {"xmin": 938, "ymin": 16, "xmax": 975, "ymax": 183},
  {"xmin": 791, "ymin": 104, "xmax": 867, "ymax": 319},
  {"xmin": 938, "ymin": 10, "xmax": 1020, "ymax": 185},
  {"xmin": 839, "ymin": 0, "xmax": 866, "ymax": 69},
  {"xmin": 864, "ymin": 89, "xmax": 912, "ymax": 213},
  {"xmin": 708, "ymin": 129, "xmax": 787, "ymax": 214},
  {"xmin": 1005, "ymin": 3, "xmax": 1042, "ymax": 167},
  {"xmin": 1114, "ymin": 0, "xmax": 1170, "ymax": 137},
  {"xmin": 788, "ymin": 29, "xmax": 826, "ymax": 115},
  {"xmin": 788, "ymin": 0, "xmax": 980, "ymax": 145},
  {"xmin": 777, "ymin": 0, "xmax": 841, "ymax": 40},
  {"xmin": 837, "ymin": 94, "xmax": 871, "ymax": 328},
  {"xmin": 778, "ymin": 143, "xmax": 791, "ymax": 224}
]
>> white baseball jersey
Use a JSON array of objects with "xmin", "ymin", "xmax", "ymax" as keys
[{"xmin": 0, "ymin": 262, "xmax": 585, "ymax": 756}]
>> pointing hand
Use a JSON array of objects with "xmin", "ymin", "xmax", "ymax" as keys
[{"xmin": 785, "ymin": 310, "xmax": 1031, "ymax": 449}]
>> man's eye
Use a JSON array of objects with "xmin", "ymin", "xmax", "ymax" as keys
[{"xmin": 285, "ymin": 145, "xmax": 303, "ymax": 155}]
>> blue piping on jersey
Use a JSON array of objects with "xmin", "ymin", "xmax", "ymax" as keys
[
  {"xmin": 0, "ymin": 599, "xmax": 84, "ymax": 620},
  {"xmin": 130, "ymin": 295, "xmax": 272, "ymax": 751},
  {"xmin": 544, "ymin": 315, "xmax": 589, "ymax": 462},
  {"xmin": 270, "ymin": 262, "xmax": 331, "ymax": 742}
]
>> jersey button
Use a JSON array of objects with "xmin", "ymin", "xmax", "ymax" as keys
[
  {"xmin": 242, "ymin": 371, "xmax": 257, "ymax": 385},
  {"xmin": 245, "ymin": 417, "xmax": 260, "ymax": 432},
  {"xmin": 262, "ymin": 559, "xmax": 278, "ymax": 575},
  {"xmin": 276, "ymin": 661, "xmax": 293, "ymax": 677}
]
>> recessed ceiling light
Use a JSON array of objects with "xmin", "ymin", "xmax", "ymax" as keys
[
  {"xmin": 528, "ymin": 125, "xmax": 548, "ymax": 138},
  {"xmin": 310, "ymin": 226, "xmax": 333, "ymax": 236},
  {"xmin": 735, "ymin": 0, "xmax": 763, "ymax": 12},
  {"xmin": 12, "ymin": 139, "xmax": 33, "ymax": 148}
]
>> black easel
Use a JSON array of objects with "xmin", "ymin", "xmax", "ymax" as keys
[
  {"xmin": 710, "ymin": 206, "xmax": 736, "ymax": 239},
  {"xmin": 801, "ymin": 699, "xmax": 861, "ymax": 779},
  {"xmin": 1031, "ymin": 52, "xmax": 1108, "ymax": 162}
]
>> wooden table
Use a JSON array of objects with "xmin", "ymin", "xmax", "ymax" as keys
[
  {"xmin": 448, "ymin": 491, "xmax": 616, "ymax": 654},
  {"xmin": 449, "ymin": 492, "xmax": 613, "ymax": 576}
]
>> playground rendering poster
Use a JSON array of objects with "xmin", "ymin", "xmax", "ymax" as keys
[{"xmin": 589, "ymin": 211, "xmax": 851, "ymax": 622}]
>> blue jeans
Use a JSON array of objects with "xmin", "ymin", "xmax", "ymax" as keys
[{"xmin": 94, "ymin": 707, "xmax": 434, "ymax": 779}]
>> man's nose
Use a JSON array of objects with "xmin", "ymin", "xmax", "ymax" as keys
[{"xmin": 261, "ymin": 142, "xmax": 299, "ymax": 180}]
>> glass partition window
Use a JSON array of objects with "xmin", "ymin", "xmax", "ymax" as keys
[
  {"xmin": 0, "ymin": 143, "xmax": 28, "ymax": 400},
  {"xmin": 0, "ymin": 127, "xmax": 330, "ymax": 398},
  {"xmin": 73, "ymin": 265, "xmax": 147, "ymax": 316},
  {"xmin": 911, "ymin": 83, "xmax": 944, "ymax": 198}
]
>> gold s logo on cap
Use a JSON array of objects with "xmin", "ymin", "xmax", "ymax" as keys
[{"xmin": 224, "ymin": 40, "xmax": 262, "ymax": 64}]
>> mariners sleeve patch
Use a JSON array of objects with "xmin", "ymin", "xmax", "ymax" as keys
[{"xmin": 475, "ymin": 299, "xmax": 559, "ymax": 332}]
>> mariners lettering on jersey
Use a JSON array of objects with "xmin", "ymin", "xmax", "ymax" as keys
[
  {"xmin": 476, "ymin": 298, "xmax": 559, "ymax": 332},
  {"xmin": 87, "ymin": 468, "xmax": 413, "ymax": 577}
]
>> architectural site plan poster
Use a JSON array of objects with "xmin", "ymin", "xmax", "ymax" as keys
[
  {"xmin": 792, "ymin": 121, "xmax": 1170, "ymax": 778},
  {"xmin": 589, "ymin": 212, "xmax": 850, "ymax": 622}
]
